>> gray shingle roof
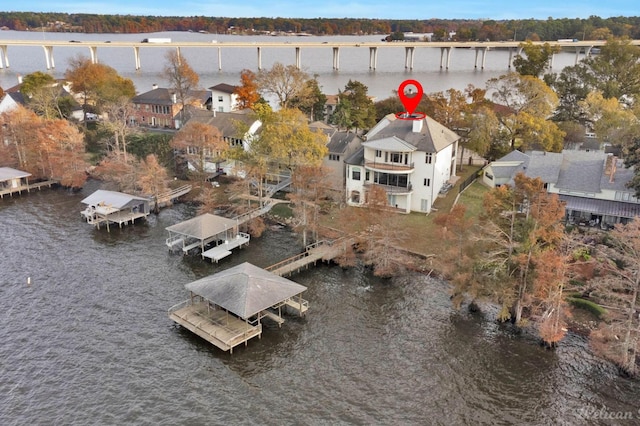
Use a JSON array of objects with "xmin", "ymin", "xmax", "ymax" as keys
[
  {"xmin": 184, "ymin": 262, "xmax": 307, "ymax": 319},
  {"xmin": 132, "ymin": 87, "xmax": 210, "ymax": 105},
  {"xmin": 366, "ymin": 114, "xmax": 460, "ymax": 153},
  {"xmin": 327, "ymin": 131, "xmax": 360, "ymax": 154}
]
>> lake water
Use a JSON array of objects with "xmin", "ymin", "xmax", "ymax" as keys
[
  {"xmin": 1, "ymin": 181, "xmax": 639, "ymax": 425},
  {"xmin": 0, "ymin": 30, "xmax": 583, "ymax": 101}
]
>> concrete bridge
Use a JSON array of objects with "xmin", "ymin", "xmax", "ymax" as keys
[{"xmin": 0, "ymin": 39, "xmax": 635, "ymax": 72}]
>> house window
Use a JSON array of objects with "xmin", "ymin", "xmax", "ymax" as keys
[
  {"xmin": 425, "ymin": 153, "xmax": 433, "ymax": 164},
  {"xmin": 218, "ymin": 107, "xmax": 224, "ymax": 112},
  {"xmin": 424, "ymin": 178, "xmax": 430, "ymax": 186},
  {"xmin": 329, "ymin": 154, "xmax": 340, "ymax": 161},
  {"xmin": 375, "ymin": 150, "xmax": 382, "ymax": 158},
  {"xmin": 352, "ymin": 169, "xmax": 361, "ymax": 181},
  {"xmin": 390, "ymin": 153, "xmax": 402, "ymax": 163},
  {"xmin": 218, "ymin": 96, "xmax": 224, "ymax": 102},
  {"xmin": 485, "ymin": 172, "xmax": 494, "ymax": 180}
]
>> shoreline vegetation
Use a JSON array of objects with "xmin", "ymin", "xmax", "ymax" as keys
[
  {"xmin": 1, "ymin": 13, "xmax": 639, "ymax": 42},
  {"xmin": 2, "ymin": 26, "xmax": 639, "ymax": 378}
]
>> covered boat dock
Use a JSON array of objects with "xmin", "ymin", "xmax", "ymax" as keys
[
  {"xmin": 169, "ymin": 262, "xmax": 308, "ymax": 353},
  {"xmin": 81, "ymin": 189, "xmax": 150, "ymax": 231},
  {"xmin": 165, "ymin": 213, "xmax": 250, "ymax": 262}
]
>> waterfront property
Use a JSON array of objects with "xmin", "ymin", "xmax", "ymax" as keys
[
  {"xmin": 165, "ymin": 213, "xmax": 250, "ymax": 261},
  {"xmin": 80, "ymin": 189, "xmax": 150, "ymax": 231},
  {"xmin": 168, "ymin": 262, "xmax": 308, "ymax": 353},
  {"xmin": 130, "ymin": 85, "xmax": 211, "ymax": 129},
  {"xmin": 345, "ymin": 113, "xmax": 460, "ymax": 213},
  {"xmin": 209, "ymin": 83, "xmax": 238, "ymax": 113},
  {"xmin": 483, "ymin": 149, "xmax": 640, "ymax": 228}
]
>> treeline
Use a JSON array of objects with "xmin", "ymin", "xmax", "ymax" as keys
[{"xmin": 1, "ymin": 12, "xmax": 640, "ymax": 40}]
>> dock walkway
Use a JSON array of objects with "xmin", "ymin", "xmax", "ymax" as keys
[{"xmin": 266, "ymin": 239, "xmax": 348, "ymax": 277}]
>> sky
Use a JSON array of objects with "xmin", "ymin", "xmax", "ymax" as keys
[{"xmin": 3, "ymin": 1, "xmax": 640, "ymax": 20}]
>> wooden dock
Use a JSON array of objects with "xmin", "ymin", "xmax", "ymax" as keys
[
  {"xmin": 201, "ymin": 232, "xmax": 251, "ymax": 262},
  {"xmin": 169, "ymin": 300, "xmax": 262, "ymax": 353},
  {"xmin": 0, "ymin": 180, "xmax": 57, "ymax": 198},
  {"xmin": 152, "ymin": 184, "xmax": 192, "ymax": 208},
  {"xmin": 265, "ymin": 239, "xmax": 347, "ymax": 277}
]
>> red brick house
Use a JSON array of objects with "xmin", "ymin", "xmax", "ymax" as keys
[{"xmin": 130, "ymin": 85, "xmax": 211, "ymax": 129}]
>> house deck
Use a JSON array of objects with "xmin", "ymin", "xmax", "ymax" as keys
[{"xmin": 169, "ymin": 300, "xmax": 262, "ymax": 353}]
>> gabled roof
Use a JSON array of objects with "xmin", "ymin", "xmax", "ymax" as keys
[
  {"xmin": 365, "ymin": 114, "xmax": 460, "ymax": 153},
  {"xmin": 81, "ymin": 190, "xmax": 149, "ymax": 209},
  {"xmin": 209, "ymin": 83, "xmax": 237, "ymax": 94},
  {"xmin": 327, "ymin": 131, "xmax": 361, "ymax": 154},
  {"xmin": 184, "ymin": 262, "xmax": 307, "ymax": 319},
  {"xmin": 0, "ymin": 167, "xmax": 31, "ymax": 181},
  {"xmin": 187, "ymin": 109, "xmax": 261, "ymax": 138},
  {"xmin": 132, "ymin": 87, "xmax": 210, "ymax": 105},
  {"xmin": 309, "ymin": 121, "xmax": 337, "ymax": 138},
  {"xmin": 492, "ymin": 149, "xmax": 637, "ymax": 195}
]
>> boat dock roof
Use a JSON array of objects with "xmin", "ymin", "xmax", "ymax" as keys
[{"xmin": 169, "ymin": 262, "xmax": 308, "ymax": 352}]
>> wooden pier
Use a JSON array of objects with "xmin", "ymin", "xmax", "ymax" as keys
[
  {"xmin": 266, "ymin": 239, "xmax": 348, "ymax": 277},
  {"xmin": 0, "ymin": 180, "xmax": 57, "ymax": 199}
]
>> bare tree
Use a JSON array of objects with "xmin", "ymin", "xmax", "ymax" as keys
[
  {"xmin": 256, "ymin": 62, "xmax": 311, "ymax": 109},
  {"xmin": 163, "ymin": 50, "xmax": 199, "ymax": 123}
]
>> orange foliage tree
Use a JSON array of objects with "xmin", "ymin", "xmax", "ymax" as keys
[
  {"xmin": 234, "ymin": 69, "xmax": 260, "ymax": 110},
  {"xmin": 170, "ymin": 121, "xmax": 226, "ymax": 182}
]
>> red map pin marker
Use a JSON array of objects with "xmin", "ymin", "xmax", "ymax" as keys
[{"xmin": 398, "ymin": 80, "xmax": 423, "ymax": 116}]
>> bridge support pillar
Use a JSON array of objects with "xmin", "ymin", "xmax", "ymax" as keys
[
  {"xmin": 404, "ymin": 46, "xmax": 415, "ymax": 70},
  {"xmin": 332, "ymin": 47, "xmax": 340, "ymax": 70},
  {"xmin": 43, "ymin": 45, "xmax": 55, "ymax": 69},
  {"xmin": 257, "ymin": 47, "xmax": 262, "ymax": 70},
  {"xmin": 369, "ymin": 47, "xmax": 378, "ymax": 70},
  {"xmin": 218, "ymin": 47, "xmax": 222, "ymax": 71},
  {"xmin": 89, "ymin": 46, "xmax": 98, "ymax": 64},
  {"xmin": 574, "ymin": 47, "xmax": 581, "ymax": 65},
  {"xmin": 176, "ymin": 46, "xmax": 181, "ymax": 64},
  {"xmin": 133, "ymin": 47, "xmax": 141, "ymax": 70},
  {"xmin": 474, "ymin": 47, "xmax": 488, "ymax": 69},
  {"xmin": 295, "ymin": 47, "xmax": 301, "ymax": 69},
  {"xmin": 439, "ymin": 47, "xmax": 451, "ymax": 69},
  {"xmin": 0, "ymin": 45, "xmax": 7, "ymax": 68}
]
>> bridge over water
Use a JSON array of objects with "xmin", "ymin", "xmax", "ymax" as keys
[{"xmin": 0, "ymin": 39, "xmax": 633, "ymax": 72}]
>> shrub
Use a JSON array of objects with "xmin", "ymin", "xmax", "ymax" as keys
[{"xmin": 567, "ymin": 297, "xmax": 606, "ymax": 319}]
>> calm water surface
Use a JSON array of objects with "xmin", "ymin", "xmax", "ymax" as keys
[{"xmin": 1, "ymin": 181, "xmax": 639, "ymax": 425}]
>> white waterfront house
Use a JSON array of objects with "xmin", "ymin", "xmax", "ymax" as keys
[
  {"xmin": 345, "ymin": 113, "xmax": 460, "ymax": 213},
  {"xmin": 209, "ymin": 83, "xmax": 238, "ymax": 113}
]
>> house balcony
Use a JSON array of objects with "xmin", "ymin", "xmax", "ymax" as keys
[
  {"xmin": 364, "ymin": 161, "xmax": 414, "ymax": 173},
  {"xmin": 365, "ymin": 182, "xmax": 413, "ymax": 195}
]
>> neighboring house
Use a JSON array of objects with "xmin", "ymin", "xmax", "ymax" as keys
[
  {"xmin": 0, "ymin": 91, "xmax": 24, "ymax": 113},
  {"xmin": 322, "ymin": 131, "xmax": 362, "ymax": 191},
  {"xmin": 209, "ymin": 83, "xmax": 238, "ymax": 112},
  {"xmin": 483, "ymin": 149, "xmax": 640, "ymax": 228},
  {"xmin": 345, "ymin": 113, "xmax": 460, "ymax": 213},
  {"xmin": 130, "ymin": 85, "xmax": 211, "ymax": 129},
  {"xmin": 0, "ymin": 79, "xmax": 83, "ymax": 120},
  {"xmin": 324, "ymin": 95, "xmax": 339, "ymax": 122},
  {"xmin": 181, "ymin": 109, "xmax": 262, "ymax": 177}
]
